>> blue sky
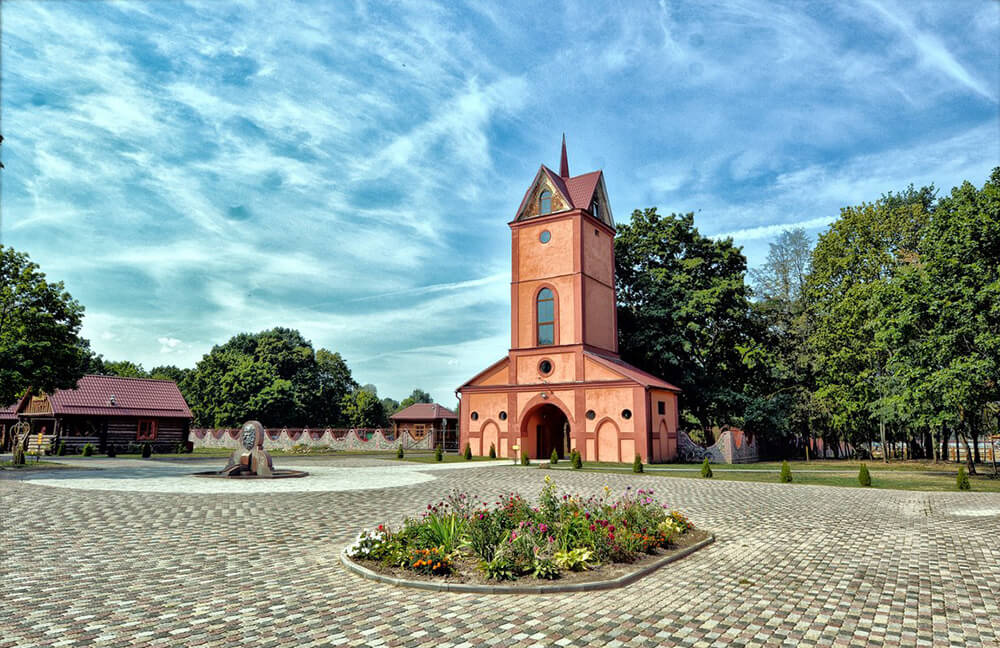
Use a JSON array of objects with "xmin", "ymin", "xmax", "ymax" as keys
[{"xmin": 2, "ymin": 0, "xmax": 998, "ymax": 405}]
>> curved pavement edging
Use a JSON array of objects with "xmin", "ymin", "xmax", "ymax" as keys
[{"xmin": 340, "ymin": 533, "xmax": 715, "ymax": 594}]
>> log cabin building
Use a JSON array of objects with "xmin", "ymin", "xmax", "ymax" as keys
[
  {"xmin": 389, "ymin": 403, "xmax": 458, "ymax": 450},
  {"xmin": 458, "ymin": 139, "xmax": 682, "ymax": 463},
  {"xmin": 5, "ymin": 374, "xmax": 193, "ymax": 453}
]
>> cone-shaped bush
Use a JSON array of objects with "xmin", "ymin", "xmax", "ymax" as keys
[
  {"xmin": 435, "ymin": 445, "xmax": 444, "ymax": 462},
  {"xmin": 488, "ymin": 443, "xmax": 496, "ymax": 459},
  {"xmin": 632, "ymin": 454, "xmax": 643, "ymax": 473},
  {"xmin": 571, "ymin": 449, "xmax": 583, "ymax": 470},
  {"xmin": 57, "ymin": 441, "xmax": 66, "ymax": 456},
  {"xmin": 106, "ymin": 445, "xmax": 116, "ymax": 458},
  {"xmin": 550, "ymin": 448, "xmax": 559, "ymax": 465},
  {"xmin": 520, "ymin": 451, "xmax": 531, "ymax": 466},
  {"xmin": 780, "ymin": 460, "xmax": 792, "ymax": 483},
  {"xmin": 701, "ymin": 458, "xmax": 713, "ymax": 478},
  {"xmin": 464, "ymin": 443, "xmax": 472, "ymax": 460},
  {"xmin": 397, "ymin": 445, "xmax": 404, "ymax": 459},
  {"xmin": 141, "ymin": 442, "xmax": 152, "ymax": 458},
  {"xmin": 82, "ymin": 443, "xmax": 94, "ymax": 457},
  {"xmin": 858, "ymin": 463, "xmax": 872, "ymax": 487},
  {"xmin": 957, "ymin": 466, "xmax": 971, "ymax": 491}
]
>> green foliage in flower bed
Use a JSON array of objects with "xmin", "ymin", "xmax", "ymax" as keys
[{"xmin": 347, "ymin": 477, "xmax": 696, "ymax": 581}]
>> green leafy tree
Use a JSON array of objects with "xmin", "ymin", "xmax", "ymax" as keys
[
  {"xmin": 341, "ymin": 388, "xmax": 385, "ymax": 428},
  {"xmin": 0, "ymin": 246, "xmax": 89, "ymax": 405},
  {"xmin": 149, "ymin": 365, "xmax": 190, "ymax": 383},
  {"xmin": 184, "ymin": 328, "xmax": 357, "ymax": 427},
  {"xmin": 101, "ymin": 360, "xmax": 148, "ymax": 378},
  {"xmin": 399, "ymin": 388, "xmax": 433, "ymax": 410},
  {"xmin": 615, "ymin": 208, "xmax": 759, "ymax": 439}
]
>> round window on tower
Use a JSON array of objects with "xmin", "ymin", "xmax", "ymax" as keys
[
  {"xmin": 539, "ymin": 230, "xmax": 551, "ymax": 244},
  {"xmin": 586, "ymin": 410, "xmax": 596, "ymax": 420},
  {"xmin": 538, "ymin": 359, "xmax": 553, "ymax": 376},
  {"xmin": 499, "ymin": 411, "xmax": 508, "ymax": 421},
  {"xmin": 621, "ymin": 409, "xmax": 632, "ymax": 420},
  {"xmin": 470, "ymin": 411, "xmax": 479, "ymax": 421}
]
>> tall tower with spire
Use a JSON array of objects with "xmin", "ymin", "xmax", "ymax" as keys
[{"xmin": 458, "ymin": 138, "xmax": 681, "ymax": 464}]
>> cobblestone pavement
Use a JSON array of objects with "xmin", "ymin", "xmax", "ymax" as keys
[{"xmin": 2, "ymin": 457, "xmax": 998, "ymax": 647}]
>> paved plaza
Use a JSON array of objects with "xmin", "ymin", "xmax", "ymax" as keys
[{"xmin": 1, "ymin": 456, "xmax": 998, "ymax": 647}]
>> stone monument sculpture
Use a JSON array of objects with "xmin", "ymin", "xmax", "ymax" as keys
[{"xmin": 194, "ymin": 420, "xmax": 307, "ymax": 479}]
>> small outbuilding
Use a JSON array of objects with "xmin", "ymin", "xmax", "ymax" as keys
[
  {"xmin": 6, "ymin": 374, "xmax": 193, "ymax": 453},
  {"xmin": 390, "ymin": 403, "xmax": 458, "ymax": 450}
]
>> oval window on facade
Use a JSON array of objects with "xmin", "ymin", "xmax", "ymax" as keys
[
  {"xmin": 621, "ymin": 409, "xmax": 632, "ymax": 420},
  {"xmin": 538, "ymin": 359, "xmax": 553, "ymax": 375},
  {"xmin": 539, "ymin": 230, "xmax": 551, "ymax": 244},
  {"xmin": 586, "ymin": 410, "xmax": 596, "ymax": 420},
  {"xmin": 470, "ymin": 411, "xmax": 479, "ymax": 421},
  {"xmin": 499, "ymin": 411, "xmax": 508, "ymax": 421}
]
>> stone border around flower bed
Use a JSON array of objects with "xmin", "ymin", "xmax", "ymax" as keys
[{"xmin": 340, "ymin": 533, "xmax": 714, "ymax": 594}]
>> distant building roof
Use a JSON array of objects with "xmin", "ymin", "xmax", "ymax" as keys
[
  {"xmin": 0, "ymin": 403, "xmax": 16, "ymax": 422},
  {"xmin": 21, "ymin": 375, "xmax": 193, "ymax": 419},
  {"xmin": 390, "ymin": 403, "xmax": 457, "ymax": 421}
]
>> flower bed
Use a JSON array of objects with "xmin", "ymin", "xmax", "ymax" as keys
[{"xmin": 347, "ymin": 477, "xmax": 707, "ymax": 585}]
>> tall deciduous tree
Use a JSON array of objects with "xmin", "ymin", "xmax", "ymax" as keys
[
  {"xmin": 0, "ymin": 246, "xmax": 89, "ymax": 405},
  {"xmin": 615, "ymin": 208, "xmax": 758, "ymax": 437},
  {"xmin": 101, "ymin": 360, "xmax": 148, "ymax": 378},
  {"xmin": 341, "ymin": 388, "xmax": 386, "ymax": 428},
  {"xmin": 399, "ymin": 388, "xmax": 433, "ymax": 410}
]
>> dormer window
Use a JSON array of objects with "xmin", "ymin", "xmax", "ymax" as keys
[
  {"xmin": 591, "ymin": 201, "xmax": 600, "ymax": 221},
  {"xmin": 539, "ymin": 190, "xmax": 552, "ymax": 215}
]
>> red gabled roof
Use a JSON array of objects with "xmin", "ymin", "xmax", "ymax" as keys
[
  {"xmin": 390, "ymin": 403, "xmax": 457, "ymax": 421},
  {"xmin": 585, "ymin": 351, "xmax": 682, "ymax": 392},
  {"xmin": 36, "ymin": 375, "xmax": 193, "ymax": 418},
  {"xmin": 565, "ymin": 170, "xmax": 602, "ymax": 211},
  {"xmin": 0, "ymin": 403, "xmax": 17, "ymax": 422}
]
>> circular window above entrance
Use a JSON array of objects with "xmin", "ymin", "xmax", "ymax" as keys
[
  {"xmin": 538, "ymin": 359, "xmax": 553, "ymax": 376},
  {"xmin": 539, "ymin": 230, "xmax": 551, "ymax": 244},
  {"xmin": 621, "ymin": 409, "xmax": 632, "ymax": 420},
  {"xmin": 470, "ymin": 411, "xmax": 479, "ymax": 421},
  {"xmin": 586, "ymin": 410, "xmax": 596, "ymax": 420},
  {"xmin": 499, "ymin": 411, "xmax": 508, "ymax": 420}
]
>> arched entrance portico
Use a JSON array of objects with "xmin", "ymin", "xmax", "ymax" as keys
[{"xmin": 521, "ymin": 403, "xmax": 571, "ymax": 460}]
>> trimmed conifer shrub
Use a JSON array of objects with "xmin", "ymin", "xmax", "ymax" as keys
[
  {"xmin": 550, "ymin": 448, "xmax": 559, "ymax": 465},
  {"xmin": 489, "ymin": 443, "xmax": 496, "ymax": 459},
  {"xmin": 82, "ymin": 443, "xmax": 94, "ymax": 457},
  {"xmin": 435, "ymin": 445, "xmax": 444, "ymax": 462},
  {"xmin": 780, "ymin": 460, "xmax": 792, "ymax": 483},
  {"xmin": 464, "ymin": 444, "xmax": 473, "ymax": 460},
  {"xmin": 141, "ymin": 442, "xmax": 152, "ymax": 458},
  {"xmin": 520, "ymin": 451, "xmax": 530, "ymax": 466},
  {"xmin": 632, "ymin": 454, "xmax": 643, "ymax": 473},
  {"xmin": 106, "ymin": 444, "xmax": 116, "ymax": 458},
  {"xmin": 571, "ymin": 449, "xmax": 582, "ymax": 470},
  {"xmin": 858, "ymin": 463, "xmax": 872, "ymax": 487},
  {"xmin": 397, "ymin": 445, "xmax": 404, "ymax": 459},
  {"xmin": 700, "ymin": 457, "xmax": 713, "ymax": 478},
  {"xmin": 957, "ymin": 466, "xmax": 971, "ymax": 491},
  {"xmin": 56, "ymin": 441, "xmax": 66, "ymax": 456}
]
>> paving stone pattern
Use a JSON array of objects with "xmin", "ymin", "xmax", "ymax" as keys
[{"xmin": 1, "ymin": 457, "xmax": 998, "ymax": 647}]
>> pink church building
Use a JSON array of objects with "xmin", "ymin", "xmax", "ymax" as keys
[{"xmin": 458, "ymin": 140, "xmax": 681, "ymax": 462}]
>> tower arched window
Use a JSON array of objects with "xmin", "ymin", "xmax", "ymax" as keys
[
  {"xmin": 537, "ymin": 288, "xmax": 555, "ymax": 346},
  {"xmin": 539, "ymin": 190, "xmax": 552, "ymax": 215}
]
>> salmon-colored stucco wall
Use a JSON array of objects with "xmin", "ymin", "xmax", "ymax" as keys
[
  {"xmin": 515, "ymin": 352, "xmax": 576, "ymax": 384},
  {"xmin": 583, "ymin": 277, "xmax": 615, "ymax": 351},
  {"xmin": 517, "ymin": 219, "xmax": 574, "ymax": 281},
  {"xmin": 584, "ymin": 357, "xmax": 622, "ymax": 382},
  {"xmin": 584, "ymin": 388, "xmax": 635, "ymax": 435},
  {"xmin": 477, "ymin": 362, "xmax": 510, "ymax": 386},
  {"xmin": 517, "ymin": 276, "xmax": 576, "ymax": 348},
  {"xmin": 582, "ymin": 226, "xmax": 613, "ymax": 286},
  {"xmin": 648, "ymin": 389, "xmax": 679, "ymax": 461},
  {"xmin": 467, "ymin": 392, "xmax": 509, "ymax": 435}
]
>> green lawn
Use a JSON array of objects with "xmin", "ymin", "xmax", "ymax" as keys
[{"xmin": 544, "ymin": 459, "xmax": 1000, "ymax": 492}]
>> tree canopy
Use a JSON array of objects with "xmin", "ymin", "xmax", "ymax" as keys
[{"xmin": 0, "ymin": 246, "xmax": 89, "ymax": 405}]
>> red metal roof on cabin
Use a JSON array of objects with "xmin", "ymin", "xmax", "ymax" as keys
[
  {"xmin": 584, "ymin": 351, "xmax": 682, "ymax": 392},
  {"xmin": 390, "ymin": 403, "xmax": 457, "ymax": 421},
  {"xmin": 0, "ymin": 404, "xmax": 16, "ymax": 421},
  {"xmin": 42, "ymin": 375, "xmax": 193, "ymax": 418}
]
